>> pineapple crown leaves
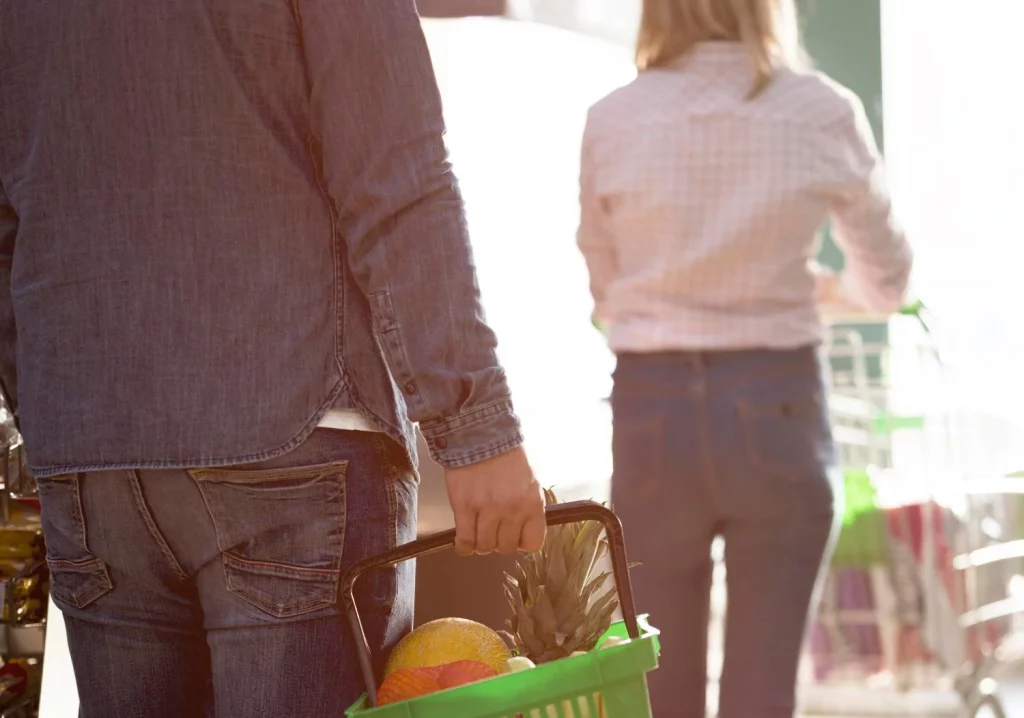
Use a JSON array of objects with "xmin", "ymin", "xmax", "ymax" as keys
[
  {"xmin": 501, "ymin": 578, "xmax": 545, "ymax": 656},
  {"xmin": 500, "ymin": 487, "xmax": 624, "ymax": 663}
]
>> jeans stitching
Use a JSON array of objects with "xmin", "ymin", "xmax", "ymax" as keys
[
  {"xmin": 128, "ymin": 470, "xmax": 189, "ymax": 582},
  {"xmin": 193, "ymin": 466, "xmax": 348, "ymax": 618},
  {"xmin": 63, "ymin": 563, "xmax": 114, "ymax": 609},
  {"xmin": 40, "ymin": 474, "xmax": 115, "ymax": 609},
  {"xmin": 70, "ymin": 472, "xmax": 88, "ymax": 551},
  {"xmin": 386, "ymin": 474, "xmax": 398, "ymax": 552},
  {"xmin": 224, "ymin": 552, "xmax": 340, "ymax": 577},
  {"xmin": 47, "ymin": 556, "xmax": 104, "ymax": 569},
  {"xmin": 73, "ymin": 579, "xmax": 113, "ymax": 608},
  {"xmin": 188, "ymin": 460, "xmax": 349, "ymax": 484},
  {"xmin": 188, "ymin": 471, "xmax": 228, "ymax": 555},
  {"xmin": 224, "ymin": 570, "xmax": 333, "ymax": 617},
  {"xmin": 380, "ymin": 469, "xmax": 400, "ymax": 647}
]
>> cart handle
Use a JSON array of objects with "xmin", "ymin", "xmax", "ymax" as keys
[{"xmin": 340, "ymin": 500, "xmax": 639, "ymax": 707}]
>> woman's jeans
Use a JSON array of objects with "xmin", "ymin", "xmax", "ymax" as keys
[
  {"xmin": 37, "ymin": 429, "xmax": 418, "ymax": 718},
  {"xmin": 611, "ymin": 347, "xmax": 841, "ymax": 718}
]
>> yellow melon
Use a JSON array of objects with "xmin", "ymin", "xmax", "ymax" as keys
[{"xmin": 384, "ymin": 618, "xmax": 512, "ymax": 677}]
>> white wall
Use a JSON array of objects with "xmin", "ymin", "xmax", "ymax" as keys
[
  {"xmin": 422, "ymin": 18, "xmax": 635, "ymax": 491},
  {"xmin": 881, "ymin": 0, "xmax": 1024, "ymax": 471},
  {"xmin": 508, "ymin": 0, "xmax": 640, "ymax": 47}
]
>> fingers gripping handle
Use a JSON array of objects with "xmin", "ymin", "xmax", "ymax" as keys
[{"xmin": 340, "ymin": 501, "xmax": 639, "ymax": 707}]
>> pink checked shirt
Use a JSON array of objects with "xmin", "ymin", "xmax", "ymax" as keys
[{"xmin": 578, "ymin": 42, "xmax": 913, "ymax": 352}]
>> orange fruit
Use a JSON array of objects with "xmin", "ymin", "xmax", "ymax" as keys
[
  {"xmin": 384, "ymin": 618, "xmax": 512, "ymax": 677},
  {"xmin": 377, "ymin": 667, "xmax": 440, "ymax": 706},
  {"xmin": 436, "ymin": 660, "xmax": 498, "ymax": 689}
]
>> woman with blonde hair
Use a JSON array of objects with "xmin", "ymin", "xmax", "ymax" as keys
[{"xmin": 578, "ymin": 0, "xmax": 912, "ymax": 715}]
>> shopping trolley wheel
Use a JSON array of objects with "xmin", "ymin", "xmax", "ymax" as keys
[{"xmin": 968, "ymin": 694, "xmax": 1007, "ymax": 718}]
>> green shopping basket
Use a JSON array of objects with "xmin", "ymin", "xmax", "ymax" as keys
[{"xmin": 342, "ymin": 501, "xmax": 661, "ymax": 718}]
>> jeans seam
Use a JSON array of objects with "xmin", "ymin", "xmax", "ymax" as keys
[
  {"xmin": 693, "ymin": 366, "xmax": 724, "ymax": 511},
  {"xmin": 48, "ymin": 556, "xmax": 105, "ymax": 569},
  {"xmin": 66, "ymin": 473, "xmax": 89, "ymax": 552},
  {"xmin": 128, "ymin": 470, "xmax": 189, "ymax": 582},
  {"xmin": 224, "ymin": 551, "xmax": 340, "ymax": 576},
  {"xmin": 223, "ymin": 580, "xmax": 333, "ymax": 618},
  {"xmin": 386, "ymin": 475, "xmax": 398, "ymax": 552},
  {"xmin": 375, "ymin": 432, "xmax": 399, "ymax": 551},
  {"xmin": 380, "ymin": 468, "xmax": 400, "ymax": 648}
]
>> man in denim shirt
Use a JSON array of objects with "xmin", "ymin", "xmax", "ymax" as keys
[{"xmin": 0, "ymin": 1, "xmax": 545, "ymax": 714}]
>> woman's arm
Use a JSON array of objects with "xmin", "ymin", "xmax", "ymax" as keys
[
  {"xmin": 826, "ymin": 95, "xmax": 913, "ymax": 313},
  {"xmin": 577, "ymin": 117, "xmax": 618, "ymax": 324}
]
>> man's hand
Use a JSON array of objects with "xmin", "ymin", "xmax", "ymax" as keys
[{"xmin": 444, "ymin": 446, "xmax": 546, "ymax": 557}]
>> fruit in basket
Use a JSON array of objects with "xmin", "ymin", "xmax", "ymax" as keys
[
  {"xmin": 499, "ymin": 489, "xmax": 621, "ymax": 664},
  {"xmin": 384, "ymin": 617, "xmax": 513, "ymax": 677},
  {"xmin": 376, "ymin": 660, "xmax": 499, "ymax": 706},
  {"xmin": 502, "ymin": 656, "xmax": 536, "ymax": 673},
  {"xmin": 377, "ymin": 667, "xmax": 440, "ymax": 706},
  {"xmin": 435, "ymin": 660, "xmax": 497, "ymax": 689}
]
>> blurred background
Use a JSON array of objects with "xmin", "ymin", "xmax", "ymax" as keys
[
  {"xmin": 18, "ymin": 1, "xmax": 1024, "ymax": 716},
  {"xmin": 409, "ymin": 2, "xmax": 1024, "ymax": 717}
]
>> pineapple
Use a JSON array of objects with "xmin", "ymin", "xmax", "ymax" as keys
[{"xmin": 499, "ymin": 489, "xmax": 621, "ymax": 664}]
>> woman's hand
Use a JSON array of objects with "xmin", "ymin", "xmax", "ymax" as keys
[{"xmin": 809, "ymin": 260, "xmax": 842, "ymax": 304}]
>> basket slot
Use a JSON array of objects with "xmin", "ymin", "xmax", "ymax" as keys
[{"xmin": 502, "ymin": 690, "xmax": 603, "ymax": 718}]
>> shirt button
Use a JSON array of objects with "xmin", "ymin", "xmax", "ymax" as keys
[
  {"xmin": 436, "ymin": 437, "xmax": 448, "ymax": 449},
  {"xmin": 404, "ymin": 381, "xmax": 418, "ymax": 395}
]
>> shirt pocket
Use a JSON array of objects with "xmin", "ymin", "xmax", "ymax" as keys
[
  {"xmin": 737, "ymin": 389, "xmax": 833, "ymax": 484},
  {"xmin": 36, "ymin": 475, "xmax": 114, "ymax": 611},
  {"xmin": 188, "ymin": 461, "xmax": 348, "ymax": 619}
]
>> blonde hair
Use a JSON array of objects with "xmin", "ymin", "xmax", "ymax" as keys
[{"xmin": 636, "ymin": 0, "xmax": 805, "ymax": 97}]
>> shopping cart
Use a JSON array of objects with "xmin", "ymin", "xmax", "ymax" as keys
[
  {"xmin": 802, "ymin": 308, "xmax": 1021, "ymax": 718},
  {"xmin": 341, "ymin": 501, "xmax": 661, "ymax": 717}
]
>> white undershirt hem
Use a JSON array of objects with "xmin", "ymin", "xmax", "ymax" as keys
[{"xmin": 317, "ymin": 409, "xmax": 381, "ymax": 433}]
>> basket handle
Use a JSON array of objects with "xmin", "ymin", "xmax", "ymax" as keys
[{"xmin": 340, "ymin": 500, "xmax": 639, "ymax": 707}]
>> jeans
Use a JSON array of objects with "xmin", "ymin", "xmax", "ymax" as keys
[
  {"xmin": 36, "ymin": 429, "xmax": 418, "ymax": 718},
  {"xmin": 611, "ymin": 347, "xmax": 841, "ymax": 718}
]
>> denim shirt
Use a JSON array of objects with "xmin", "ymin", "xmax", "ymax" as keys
[{"xmin": 0, "ymin": 0, "xmax": 523, "ymax": 476}]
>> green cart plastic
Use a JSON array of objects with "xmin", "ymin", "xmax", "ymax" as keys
[
  {"xmin": 339, "ymin": 502, "xmax": 661, "ymax": 718},
  {"xmin": 345, "ymin": 616, "xmax": 660, "ymax": 717}
]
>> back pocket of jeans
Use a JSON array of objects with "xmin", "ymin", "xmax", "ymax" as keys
[
  {"xmin": 188, "ymin": 461, "xmax": 348, "ymax": 618},
  {"xmin": 36, "ymin": 475, "xmax": 115, "ymax": 611},
  {"xmin": 738, "ymin": 391, "xmax": 830, "ymax": 483},
  {"xmin": 48, "ymin": 557, "xmax": 114, "ymax": 610}
]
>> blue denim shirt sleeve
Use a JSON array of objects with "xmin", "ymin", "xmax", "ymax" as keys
[
  {"xmin": 0, "ymin": 180, "xmax": 16, "ymax": 415},
  {"xmin": 292, "ymin": 0, "xmax": 523, "ymax": 468}
]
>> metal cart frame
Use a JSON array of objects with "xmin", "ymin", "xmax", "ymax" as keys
[{"xmin": 803, "ymin": 311, "xmax": 1019, "ymax": 717}]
